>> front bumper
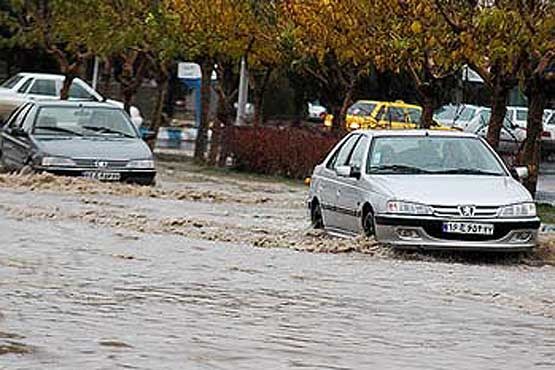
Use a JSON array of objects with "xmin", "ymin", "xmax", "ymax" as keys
[
  {"xmin": 375, "ymin": 215, "xmax": 540, "ymax": 251},
  {"xmin": 35, "ymin": 166, "xmax": 156, "ymax": 185}
]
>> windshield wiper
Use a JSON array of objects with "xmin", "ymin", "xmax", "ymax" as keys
[
  {"xmin": 369, "ymin": 164, "xmax": 431, "ymax": 174},
  {"xmin": 433, "ymin": 168, "xmax": 503, "ymax": 176},
  {"xmin": 35, "ymin": 126, "xmax": 83, "ymax": 136},
  {"xmin": 82, "ymin": 125, "xmax": 135, "ymax": 138}
]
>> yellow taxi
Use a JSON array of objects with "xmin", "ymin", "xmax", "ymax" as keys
[{"xmin": 324, "ymin": 100, "xmax": 452, "ymax": 131}]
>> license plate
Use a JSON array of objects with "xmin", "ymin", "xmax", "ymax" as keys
[
  {"xmin": 82, "ymin": 171, "xmax": 121, "ymax": 182},
  {"xmin": 442, "ymin": 222, "xmax": 494, "ymax": 235}
]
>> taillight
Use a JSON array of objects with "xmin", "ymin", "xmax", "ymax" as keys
[{"xmin": 542, "ymin": 131, "xmax": 551, "ymax": 138}]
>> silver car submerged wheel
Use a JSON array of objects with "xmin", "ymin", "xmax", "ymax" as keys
[
  {"xmin": 311, "ymin": 200, "xmax": 324, "ymax": 229},
  {"xmin": 363, "ymin": 208, "xmax": 375, "ymax": 237}
]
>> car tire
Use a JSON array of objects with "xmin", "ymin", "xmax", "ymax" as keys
[
  {"xmin": 311, "ymin": 200, "xmax": 324, "ymax": 229},
  {"xmin": 362, "ymin": 207, "xmax": 376, "ymax": 237}
]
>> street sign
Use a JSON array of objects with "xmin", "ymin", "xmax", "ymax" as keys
[{"xmin": 178, "ymin": 62, "xmax": 201, "ymax": 79}]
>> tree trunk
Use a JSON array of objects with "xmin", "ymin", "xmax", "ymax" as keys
[
  {"xmin": 420, "ymin": 95, "xmax": 434, "ymax": 129},
  {"xmin": 518, "ymin": 81, "xmax": 546, "ymax": 196},
  {"xmin": 60, "ymin": 74, "xmax": 74, "ymax": 100},
  {"xmin": 486, "ymin": 84, "xmax": 510, "ymax": 151},
  {"xmin": 252, "ymin": 68, "xmax": 272, "ymax": 127},
  {"xmin": 194, "ymin": 58, "xmax": 214, "ymax": 161},
  {"xmin": 147, "ymin": 69, "xmax": 169, "ymax": 150}
]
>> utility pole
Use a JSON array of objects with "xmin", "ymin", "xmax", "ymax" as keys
[
  {"xmin": 92, "ymin": 56, "xmax": 100, "ymax": 91},
  {"xmin": 235, "ymin": 57, "xmax": 249, "ymax": 125}
]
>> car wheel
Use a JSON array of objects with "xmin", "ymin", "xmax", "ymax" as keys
[
  {"xmin": 311, "ymin": 200, "xmax": 324, "ymax": 229},
  {"xmin": 362, "ymin": 208, "xmax": 376, "ymax": 237}
]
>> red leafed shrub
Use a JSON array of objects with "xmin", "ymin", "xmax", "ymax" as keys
[{"xmin": 227, "ymin": 126, "xmax": 343, "ymax": 179}]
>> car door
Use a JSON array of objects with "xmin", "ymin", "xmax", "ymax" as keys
[
  {"xmin": 319, "ymin": 134, "xmax": 360, "ymax": 230},
  {"xmin": 334, "ymin": 135, "xmax": 369, "ymax": 233},
  {"xmin": 1, "ymin": 103, "xmax": 34, "ymax": 170}
]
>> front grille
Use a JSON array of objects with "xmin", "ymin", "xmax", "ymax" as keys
[
  {"xmin": 375, "ymin": 216, "xmax": 540, "ymax": 242},
  {"xmin": 73, "ymin": 158, "xmax": 129, "ymax": 168},
  {"xmin": 431, "ymin": 205, "xmax": 500, "ymax": 219}
]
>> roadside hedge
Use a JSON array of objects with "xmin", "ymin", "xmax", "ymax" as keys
[{"xmin": 227, "ymin": 126, "xmax": 343, "ymax": 179}]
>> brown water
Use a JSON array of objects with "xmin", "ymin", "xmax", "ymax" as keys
[
  {"xmin": 1, "ymin": 212, "xmax": 555, "ymax": 369},
  {"xmin": 0, "ymin": 163, "xmax": 555, "ymax": 369}
]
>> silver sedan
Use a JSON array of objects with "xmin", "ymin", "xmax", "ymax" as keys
[{"xmin": 307, "ymin": 130, "xmax": 540, "ymax": 251}]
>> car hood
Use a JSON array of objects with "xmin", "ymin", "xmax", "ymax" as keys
[
  {"xmin": 369, "ymin": 175, "xmax": 532, "ymax": 206},
  {"xmin": 35, "ymin": 136, "xmax": 153, "ymax": 160}
]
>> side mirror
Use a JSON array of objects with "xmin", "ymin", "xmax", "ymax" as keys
[
  {"xmin": 511, "ymin": 166, "xmax": 529, "ymax": 180},
  {"xmin": 336, "ymin": 165, "xmax": 361, "ymax": 179}
]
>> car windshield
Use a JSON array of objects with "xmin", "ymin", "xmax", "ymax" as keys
[
  {"xmin": 347, "ymin": 102, "xmax": 376, "ymax": 117},
  {"xmin": 367, "ymin": 136, "xmax": 506, "ymax": 176},
  {"xmin": 33, "ymin": 106, "xmax": 138, "ymax": 138},
  {"xmin": 1, "ymin": 75, "xmax": 24, "ymax": 89}
]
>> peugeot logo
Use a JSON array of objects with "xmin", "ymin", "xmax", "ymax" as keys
[
  {"xmin": 95, "ymin": 160, "xmax": 108, "ymax": 168},
  {"xmin": 458, "ymin": 205, "xmax": 476, "ymax": 217}
]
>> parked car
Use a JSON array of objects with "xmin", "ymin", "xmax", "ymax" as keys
[
  {"xmin": 540, "ymin": 109, "xmax": 555, "ymax": 156},
  {"xmin": 0, "ymin": 73, "xmax": 144, "ymax": 127},
  {"xmin": 433, "ymin": 104, "xmax": 490, "ymax": 130},
  {"xmin": 307, "ymin": 130, "xmax": 539, "ymax": 251},
  {"xmin": 463, "ymin": 108, "xmax": 526, "ymax": 155},
  {"xmin": 324, "ymin": 100, "xmax": 452, "ymax": 131},
  {"xmin": 307, "ymin": 101, "xmax": 327, "ymax": 122},
  {"xmin": 0, "ymin": 100, "xmax": 156, "ymax": 185}
]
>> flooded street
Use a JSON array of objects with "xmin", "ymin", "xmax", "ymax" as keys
[{"xmin": 1, "ymin": 160, "xmax": 555, "ymax": 369}]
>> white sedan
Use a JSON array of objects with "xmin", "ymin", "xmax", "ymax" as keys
[
  {"xmin": 0, "ymin": 73, "xmax": 144, "ymax": 127},
  {"xmin": 307, "ymin": 130, "xmax": 539, "ymax": 251}
]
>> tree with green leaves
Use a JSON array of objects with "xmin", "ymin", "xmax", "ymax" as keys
[
  {"xmin": 281, "ymin": 0, "xmax": 380, "ymax": 131},
  {"xmin": 11, "ymin": 0, "xmax": 101, "ymax": 99}
]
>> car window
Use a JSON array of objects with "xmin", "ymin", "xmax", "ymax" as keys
[
  {"xmin": 386, "ymin": 107, "xmax": 406, "ymax": 122},
  {"xmin": 9, "ymin": 104, "xmax": 32, "ymax": 129},
  {"xmin": 1, "ymin": 75, "xmax": 24, "ymax": 89},
  {"xmin": 22, "ymin": 106, "xmax": 37, "ymax": 132},
  {"xmin": 69, "ymin": 82, "xmax": 94, "ymax": 99},
  {"xmin": 406, "ymin": 108, "xmax": 422, "ymax": 124},
  {"xmin": 347, "ymin": 102, "xmax": 376, "ymax": 117},
  {"xmin": 28, "ymin": 79, "xmax": 57, "ymax": 96},
  {"xmin": 548, "ymin": 114, "xmax": 555, "ymax": 126},
  {"xmin": 348, "ymin": 136, "xmax": 369, "ymax": 171},
  {"xmin": 375, "ymin": 106, "xmax": 385, "ymax": 120},
  {"xmin": 326, "ymin": 134, "xmax": 360, "ymax": 170},
  {"xmin": 516, "ymin": 109, "xmax": 528, "ymax": 122},
  {"xmin": 17, "ymin": 78, "xmax": 34, "ymax": 93}
]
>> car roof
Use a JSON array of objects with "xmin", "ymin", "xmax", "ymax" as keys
[
  {"xmin": 30, "ymin": 100, "xmax": 119, "ymax": 109},
  {"xmin": 18, "ymin": 72, "xmax": 68, "ymax": 80},
  {"xmin": 355, "ymin": 100, "xmax": 421, "ymax": 109},
  {"xmin": 355, "ymin": 129, "xmax": 479, "ymax": 139}
]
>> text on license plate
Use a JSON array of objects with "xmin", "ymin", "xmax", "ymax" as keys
[
  {"xmin": 442, "ymin": 222, "xmax": 494, "ymax": 235},
  {"xmin": 82, "ymin": 171, "xmax": 121, "ymax": 181}
]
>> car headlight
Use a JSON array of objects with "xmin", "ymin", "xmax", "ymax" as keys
[
  {"xmin": 41, "ymin": 157, "xmax": 76, "ymax": 167},
  {"xmin": 386, "ymin": 200, "xmax": 433, "ymax": 215},
  {"xmin": 126, "ymin": 159, "xmax": 155, "ymax": 169},
  {"xmin": 499, "ymin": 202, "xmax": 536, "ymax": 218}
]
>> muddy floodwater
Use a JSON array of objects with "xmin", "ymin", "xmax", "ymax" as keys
[{"xmin": 1, "ymin": 160, "xmax": 555, "ymax": 369}]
